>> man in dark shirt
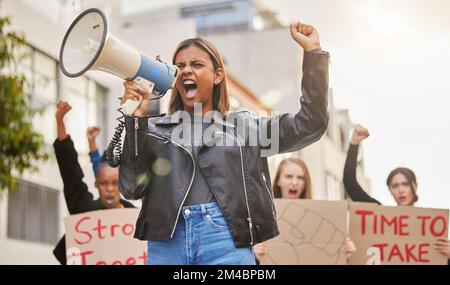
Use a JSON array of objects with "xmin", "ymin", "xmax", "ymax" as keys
[{"xmin": 53, "ymin": 100, "xmax": 134, "ymax": 265}]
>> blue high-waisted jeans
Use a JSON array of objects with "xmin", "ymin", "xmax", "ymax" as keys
[{"xmin": 147, "ymin": 202, "xmax": 256, "ymax": 265}]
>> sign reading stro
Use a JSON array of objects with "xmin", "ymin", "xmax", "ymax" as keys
[{"xmin": 64, "ymin": 208, "xmax": 147, "ymax": 265}]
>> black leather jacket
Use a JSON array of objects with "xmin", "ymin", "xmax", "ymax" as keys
[{"xmin": 119, "ymin": 50, "xmax": 329, "ymax": 247}]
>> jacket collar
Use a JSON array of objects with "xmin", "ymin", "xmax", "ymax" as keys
[{"xmin": 154, "ymin": 110, "xmax": 236, "ymax": 129}]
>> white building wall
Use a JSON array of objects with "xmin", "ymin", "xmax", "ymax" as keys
[{"xmin": 0, "ymin": 0, "xmax": 196, "ymax": 264}]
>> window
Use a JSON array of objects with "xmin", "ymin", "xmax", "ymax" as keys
[
  {"xmin": 65, "ymin": 76, "xmax": 108, "ymax": 153},
  {"xmin": 7, "ymin": 179, "xmax": 59, "ymax": 245},
  {"xmin": 13, "ymin": 45, "xmax": 58, "ymax": 145},
  {"xmin": 339, "ymin": 126, "xmax": 346, "ymax": 152},
  {"xmin": 16, "ymin": 44, "xmax": 109, "ymax": 154},
  {"xmin": 181, "ymin": 0, "xmax": 253, "ymax": 34}
]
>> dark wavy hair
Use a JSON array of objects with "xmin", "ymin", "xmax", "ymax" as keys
[{"xmin": 386, "ymin": 167, "xmax": 418, "ymax": 204}]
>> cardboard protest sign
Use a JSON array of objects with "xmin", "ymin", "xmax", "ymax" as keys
[
  {"xmin": 64, "ymin": 208, "xmax": 147, "ymax": 265},
  {"xmin": 259, "ymin": 199, "xmax": 348, "ymax": 265},
  {"xmin": 349, "ymin": 202, "xmax": 449, "ymax": 265}
]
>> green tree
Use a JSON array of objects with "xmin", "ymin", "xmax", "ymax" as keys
[{"xmin": 0, "ymin": 15, "xmax": 48, "ymax": 192}]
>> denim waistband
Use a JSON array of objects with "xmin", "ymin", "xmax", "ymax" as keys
[{"xmin": 181, "ymin": 202, "xmax": 222, "ymax": 218}]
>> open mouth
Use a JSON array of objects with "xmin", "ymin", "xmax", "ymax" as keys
[
  {"xmin": 288, "ymin": 189, "xmax": 299, "ymax": 195},
  {"xmin": 104, "ymin": 196, "xmax": 116, "ymax": 206},
  {"xmin": 183, "ymin": 79, "xmax": 197, "ymax": 99}
]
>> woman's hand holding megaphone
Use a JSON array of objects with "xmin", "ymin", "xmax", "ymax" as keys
[{"xmin": 121, "ymin": 80, "xmax": 150, "ymax": 117}]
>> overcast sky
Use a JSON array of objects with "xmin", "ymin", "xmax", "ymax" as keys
[{"xmin": 258, "ymin": 0, "xmax": 450, "ymax": 209}]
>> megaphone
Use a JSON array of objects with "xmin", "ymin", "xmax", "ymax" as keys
[{"xmin": 59, "ymin": 8, "xmax": 179, "ymax": 115}]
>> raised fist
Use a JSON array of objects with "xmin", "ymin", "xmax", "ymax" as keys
[
  {"xmin": 350, "ymin": 124, "xmax": 369, "ymax": 145},
  {"xmin": 55, "ymin": 100, "xmax": 72, "ymax": 121},
  {"xmin": 290, "ymin": 22, "xmax": 321, "ymax": 52},
  {"xmin": 87, "ymin": 126, "xmax": 101, "ymax": 142}
]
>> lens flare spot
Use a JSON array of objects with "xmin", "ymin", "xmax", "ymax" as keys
[{"xmin": 152, "ymin": 158, "xmax": 172, "ymax": 176}]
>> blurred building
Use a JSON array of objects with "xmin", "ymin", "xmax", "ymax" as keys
[
  {"xmin": 0, "ymin": 0, "xmax": 196, "ymax": 264},
  {"xmin": 179, "ymin": 0, "xmax": 282, "ymax": 34},
  {"xmin": 0, "ymin": 0, "xmax": 370, "ymax": 264},
  {"xmin": 269, "ymin": 90, "xmax": 371, "ymax": 201},
  {"xmin": 149, "ymin": 0, "xmax": 372, "ymax": 199}
]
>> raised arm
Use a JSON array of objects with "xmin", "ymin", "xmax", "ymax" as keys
[
  {"xmin": 259, "ymin": 23, "xmax": 329, "ymax": 156},
  {"xmin": 343, "ymin": 125, "xmax": 380, "ymax": 204},
  {"xmin": 87, "ymin": 126, "xmax": 102, "ymax": 177},
  {"xmin": 54, "ymin": 100, "xmax": 95, "ymax": 214}
]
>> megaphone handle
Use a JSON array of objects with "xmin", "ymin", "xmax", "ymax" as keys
[
  {"xmin": 107, "ymin": 76, "xmax": 154, "ymax": 166},
  {"xmin": 121, "ymin": 97, "xmax": 143, "ymax": 116},
  {"xmin": 121, "ymin": 77, "xmax": 155, "ymax": 116},
  {"xmin": 134, "ymin": 77, "xmax": 155, "ymax": 95}
]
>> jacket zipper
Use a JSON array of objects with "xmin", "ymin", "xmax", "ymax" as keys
[
  {"xmin": 134, "ymin": 118, "xmax": 139, "ymax": 157},
  {"xmin": 217, "ymin": 131, "xmax": 254, "ymax": 246},
  {"xmin": 135, "ymin": 118, "xmax": 143, "ymax": 225},
  {"xmin": 261, "ymin": 171, "xmax": 277, "ymax": 220},
  {"xmin": 147, "ymin": 132, "xmax": 196, "ymax": 238}
]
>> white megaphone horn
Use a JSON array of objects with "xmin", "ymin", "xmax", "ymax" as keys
[{"xmin": 59, "ymin": 8, "xmax": 179, "ymax": 116}]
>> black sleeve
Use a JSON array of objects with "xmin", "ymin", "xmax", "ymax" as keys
[
  {"xmin": 53, "ymin": 236, "xmax": 66, "ymax": 265},
  {"xmin": 343, "ymin": 144, "xmax": 381, "ymax": 205},
  {"xmin": 54, "ymin": 136, "xmax": 95, "ymax": 214},
  {"xmin": 258, "ymin": 50, "xmax": 329, "ymax": 156}
]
